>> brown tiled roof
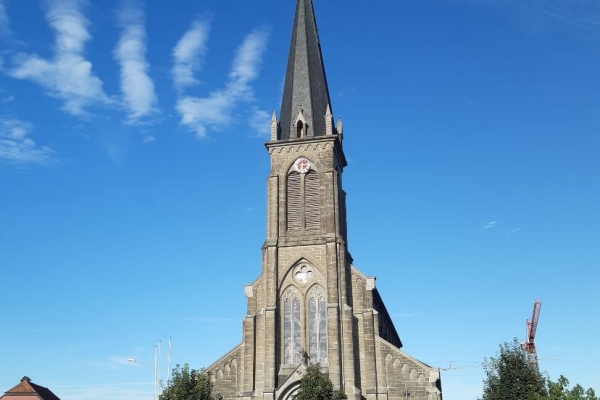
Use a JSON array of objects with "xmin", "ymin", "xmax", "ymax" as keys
[{"xmin": 2, "ymin": 377, "xmax": 60, "ymax": 400}]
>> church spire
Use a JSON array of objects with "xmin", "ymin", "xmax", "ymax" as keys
[{"xmin": 279, "ymin": 0, "xmax": 333, "ymax": 140}]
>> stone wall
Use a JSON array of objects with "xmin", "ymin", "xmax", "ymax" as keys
[
  {"xmin": 377, "ymin": 338, "xmax": 442, "ymax": 400},
  {"xmin": 207, "ymin": 344, "xmax": 245, "ymax": 400}
]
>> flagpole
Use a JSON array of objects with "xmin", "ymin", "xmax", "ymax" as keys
[
  {"xmin": 154, "ymin": 345, "xmax": 157, "ymax": 400},
  {"xmin": 167, "ymin": 336, "xmax": 172, "ymax": 384},
  {"xmin": 158, "ymin": 341, "xmax": 162, "ymax": 396}
]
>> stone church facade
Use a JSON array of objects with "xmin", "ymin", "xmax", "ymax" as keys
[{"xmin": 206, "ymin": 1, "xmax": 443, "ymax": 400}]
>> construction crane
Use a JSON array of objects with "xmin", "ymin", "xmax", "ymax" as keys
[{"xmin": 524, "ymin": 298, "xmax": 542, "ymax": 371}]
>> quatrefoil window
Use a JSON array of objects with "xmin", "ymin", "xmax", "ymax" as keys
[{"xmin": 294, "ymin": 265, "xmax": 314, "ymax": 284}]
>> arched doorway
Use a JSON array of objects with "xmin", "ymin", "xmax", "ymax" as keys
[{"xmin": 278, "ymin": 382, "xmax": 300, "ymax": 400}]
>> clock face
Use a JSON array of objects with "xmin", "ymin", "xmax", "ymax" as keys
[{"xmin": 294, "ymin": 157, "xmax": 311, "ymax": 174}]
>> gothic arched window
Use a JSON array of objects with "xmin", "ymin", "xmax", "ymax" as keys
[
  {"xmin": 287, "ymin": 167, "xmax": 320, "ymax": 231},
  {"xmin": 296, "ymin": 121, "xmax": 304, "ymax": 138},
  {"xmin": 283, "ymin": 288, "xmax": 302, "ymax": 365},
  {"xmin": 307, "ymin": 286, "xmax": 328, "ymax": 364}
]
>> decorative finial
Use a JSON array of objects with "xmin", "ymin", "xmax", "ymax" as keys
[
  {"xmin": 325, "ymin": 104, "xmax": 333, "ymax": 135},
  {"xmin": 270, "ymin": 111, "xmax": 278, "ymax": 141}
]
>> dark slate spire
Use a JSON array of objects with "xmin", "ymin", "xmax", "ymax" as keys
[{"xmin": 279, "ymin": 0, "xmax": 333, "ymax": 140}]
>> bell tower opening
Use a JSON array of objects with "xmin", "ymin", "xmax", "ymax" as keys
[{"xmin": 296, "ymin": 121, "xmax": 304, "ymax": 138}]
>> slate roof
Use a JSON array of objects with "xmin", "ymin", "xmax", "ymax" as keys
[
  {"xmin": 2, "ymin": 377, "xmax": 60, "ymax": 400},
  {"xmin": 279, "ymin": 0, "xmax": 333, "ymax": 140}
]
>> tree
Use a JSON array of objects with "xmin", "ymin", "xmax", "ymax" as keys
[
  {"xmin": 160, "ymin": 363, "xmax": 214, "ymax": 400},
  {"xmin": 547, "ymin": 375, "xmax": 598, "ymax": 400},
  {"xmin": 480, "ymin": 339, "xmax": 547, "ymax": 400},
  {"xmin": 295, "ymin": 363, "xmax": 347, "ymax": 400}
]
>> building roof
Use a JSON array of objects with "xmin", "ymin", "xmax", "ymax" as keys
[
  {"xmin": 279, "ymin": 0, "xmax": 333, "ymax": 140},
  {"xmin": 1, "ymin": 377, "xmax": 60, "ymax": 400}
]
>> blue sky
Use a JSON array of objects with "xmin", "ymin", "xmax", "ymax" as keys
[{"xmin": 1, "ymin": 0, "xmax": 599, "ymax": 399}]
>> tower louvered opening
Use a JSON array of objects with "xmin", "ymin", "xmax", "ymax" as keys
[
  {"xmin": 286, "ymin": 168, "xmax": 320, "ymax": 231},
  {"xmin": 304, "ymin": 171, "xmax": 320, "ymax": 229},
  {"xmin": 287, "ymin": 172, "xmax": 302, "ymax": 230}
]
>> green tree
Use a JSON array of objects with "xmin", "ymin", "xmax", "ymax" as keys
[
  {"xmin": 480, "ymin": 339, "xmax": 547, "ymax": 400},
  {"xmin": 547, "ymin": 375, "xmax": 598, "ymax": 400},
  {"xmin": 295, "ymin": 363, "xmax": 347, "ymax": 400},
  {"xmin": 160, "ymin": 363, "xmax": 213, "ymax": 400}
]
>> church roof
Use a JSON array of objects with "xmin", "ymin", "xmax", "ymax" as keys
[
  {"xmin": 1, "ymin": 376, "xmax": 61, "ymax": 400},
  {"xmin": 279, "ymin": 0, "xmax": 333, "ymax": 140}
]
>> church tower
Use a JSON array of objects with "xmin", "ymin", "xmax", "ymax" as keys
[{"xmin": 205, "ymin": 2, "xmax": 443, "ymax": 400}]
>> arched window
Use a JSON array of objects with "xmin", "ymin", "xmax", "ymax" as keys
[
  {"xmin": 307, "ymin": 286, "xmax": 327, "ymax": 364},
  {"xmin": 286, "ymin": 167, "xmax": 320, "ymax": 231},
  {"xmin": 296, "ymin": 121, "xmax": 304, "ymax": 138},
  {"xmin": 283, "ymin": 288, "xmax": 302, "ymax": 365}
]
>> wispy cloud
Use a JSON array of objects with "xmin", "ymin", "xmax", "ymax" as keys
[
  {"xmin": 0, "ymin": 0, "xmax": 11, "ymax": 38},
  {"xmin": 176, "ymin": 27, "xmax": 270, "ymax": 138},
  {"xmin": 142, "ymin": 135, "xmax": 155, "ymax": 144},
  {"xmin": 0, "ymin": 87, "xmax": 13, "ymax": 103},
  {"xmin": 55, "ymin": 385, "xmax": 152, "ymax": 400},
  {"xmin": 114, "ymin": 1, "xmax": 159, "ymax": 124},
  {"xmin": 80, "ymin": 355, "xmax": 146, "ymax": 371},
  {"xmin": 505, "ymin": 227, "xmax": 522, "ymax": 240},
  {"xmin": 482, "ymin": 221, "xmax": 497, "ymax": 230},
  {"xmin": 0, "ymin": 118, "xmax": 55, "ymax": 165},
  {"xmin": 459, "ymin": 0, "xmax": 600, "ymax": 35},
  {"xmin": 9, "ymin": 0, "xmax": 111, "ymax": 115},
  {"xmin": 249, "ymin": 107, "xmax": 271, "ymax": 137},
  {"xmin": 108, "ymin": 355, "xmax": 144, "ymax": 367},
  {"xmin": 172, "ymin": 17, "xmax": 211, "ymax": 91}
]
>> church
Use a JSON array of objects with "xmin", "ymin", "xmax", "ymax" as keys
[{"xmin": 205, "ymin": 1, "xmax": 443, "ymax": 400}]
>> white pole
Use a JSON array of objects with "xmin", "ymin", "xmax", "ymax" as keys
[
  {"xmin": 158, "ymin": 341, "xmax": 162, "ymax": 396},
  {"xmin": 167, "ymin": 336, "xmax": 172, "ymax": 384},
  {"xmin": 154, "ymin": 345, "xmax": 157, "ymax": 400}
]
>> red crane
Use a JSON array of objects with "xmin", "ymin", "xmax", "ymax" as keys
[{"xmin": 524, "ymin": 298, "xmax": 542, "ymax": 371}]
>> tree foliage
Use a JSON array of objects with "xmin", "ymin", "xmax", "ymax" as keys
[
  {"xmin": 547, "ymin": 375, "xmax": 598, "ymax": 400},
  {"xmin": 159, "ymin": 363, "xmax": 214, "ymax": 400},
  {"xmin": 295, "ymin": 363, "xmax": 347, "ymax": 400},
  {"xmin": 480, "ymin": 340, "xmax": 598, "ymax": 400},
  {"xmin": 480, "ymin": 339, "xmax": 547, "ymax": 400}
]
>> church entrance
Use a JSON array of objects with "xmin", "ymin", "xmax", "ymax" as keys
[{"xmin": 278, "ymin": 382, "xmax": 300, "ymax": 400}]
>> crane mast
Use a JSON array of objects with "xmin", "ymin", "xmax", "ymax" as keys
[{"xmin": 524, "ymin": 298, "xmax": 542, "ymax": 371}]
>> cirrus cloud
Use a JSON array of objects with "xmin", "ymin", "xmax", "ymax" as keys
[
  {"xmin": 9, "ymin": 0, "xmax": 112, "ymax": 116},
  {"xmin": 175, "ymin": 27, "xmax": 270, "ymax": 138},
  {"xmin": 0, "ymin": 118, "xmax": 55, "ymax": 165},
  {"xmin": 482, "ymin": 221, "xmax": 497, "ymax": 230},
  {"xmin": 0, "ymin": 0, "xmax": 11, "ymax": 38},
  {"xmin": 172, "ymin": 16, "xmax": 212, "ymax": 91},
  {"xmin": 114, "ymin": 1, "xmax": 159, "ymax": 124}
]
